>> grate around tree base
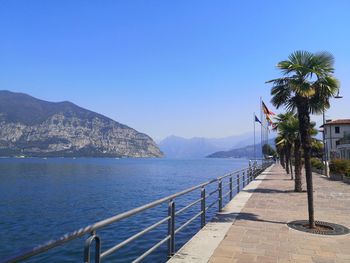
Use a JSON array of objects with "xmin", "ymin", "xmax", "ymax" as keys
[{"xmin": 287, "ymin": 220, "xmax": 350, "ymax": 235}]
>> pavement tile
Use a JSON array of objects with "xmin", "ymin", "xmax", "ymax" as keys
[{"xmin": 209, "ymin": 164, "xmax": 350, "ymax": 263}]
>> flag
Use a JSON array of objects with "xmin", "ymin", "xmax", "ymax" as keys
[
  {"xmin": 254, "ymin": 115, "xmax": 261, "ymax": 124},
  {"xmin": 262, "ymin": 101, "xmax": 275, "ymax": 116},
  {"xmin": 266, "ymin": 114, "xmax": 273, "ymax": 123}
]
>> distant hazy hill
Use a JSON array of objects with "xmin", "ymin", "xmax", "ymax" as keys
[
  {"xmin": 158, "ymin": 133, "xmax": 255, "ymax": 158},
  {"xmin": 207, "ymin": 138, "xmax": 275, "ymax": 158},
  {"xmin": 0, "ymin": 90, "xmax": 163, "ymax": 157}
]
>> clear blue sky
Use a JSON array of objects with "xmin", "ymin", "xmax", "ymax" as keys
[{"xmin": 1, "ymin": 1, "xmax": 349, "ymax": 140}]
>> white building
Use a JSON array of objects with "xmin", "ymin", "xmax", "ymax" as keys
[{"xmin": 321, "ymin": 119, "xmax": 350, "ymax": 160}]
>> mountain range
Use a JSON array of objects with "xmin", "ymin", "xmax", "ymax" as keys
[
  {"xmin": 158, "ymin": 133, "xmax": 257, "ymax": 158},
  {"xmin": 0, "ymin": 90, "xmax": 163, "ymax": 157},
  {"xmin": 207, "ymin": 138, "xmax": 275, "ymax": 158}
]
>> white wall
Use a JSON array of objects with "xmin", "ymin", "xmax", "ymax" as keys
[{"xmin": 324, "ymin": 124, "xmax": 350, "ymax": 159}]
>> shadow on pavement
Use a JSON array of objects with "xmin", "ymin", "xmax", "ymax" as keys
[
  {"xmin": 211, "ymin": 212, "xmax": 286, "ymax": 225},
  {"xmin": 243, "ymin": 188, "xmax": 307, "ymax": 194}
]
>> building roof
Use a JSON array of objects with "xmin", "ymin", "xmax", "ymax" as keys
[{"xmin": 320, "ymin": 119, "xmax": 350, "ymax": 127}]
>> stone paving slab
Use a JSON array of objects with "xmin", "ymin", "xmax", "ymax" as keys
[{"xmin": 209, "ymin": 165, "xmax": 350, "ymax": 263}]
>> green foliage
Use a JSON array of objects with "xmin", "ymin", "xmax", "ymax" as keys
[
  {"xmin": 329, "ymin": 159, "xmax": 350, "ymax": 175},
  {"xmin": 311, "ymin": 140, "xmax": 324, "ymax": 158},
  {"xmin": 267, "ymin": 51, "xmax": 340, "ymax": 115},
  {"xmin": 262, "ymin": 144, "xmax": 276, "ymax": 157},
  {"xmin": 274, "ymin": 113, "xmax": 299, "ymax": 145},
  {"xmin": 310, "ymin": 158, "xmax": 324, "ymax": 170}
]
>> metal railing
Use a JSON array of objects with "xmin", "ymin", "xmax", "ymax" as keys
[{"xmin": 4, "ymin": 160, "xmax": 272, "ymax": 263}]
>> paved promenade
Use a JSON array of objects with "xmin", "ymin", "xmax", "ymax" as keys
[{"xmin": 209, "ymin": 165, "xmax": 350, "ymax": 263}]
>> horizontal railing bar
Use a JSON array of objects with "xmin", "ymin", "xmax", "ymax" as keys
[
  {"xmin": 4, "ymin": 163, "xmax": 269, "ymax": 263},
  {"xmin": 175, "ymin": 198, "xmax": 202, "ymax": 216},
  {"xmin": 132, "ymin": 235, "xmax": 170, "ymax": 263},
  {"xmin": 237, "ymin": 175, "xmax": 244, "ymax": 181},
  {"xmin": 208, "ymin": 188, "xmax": 219, "ymax": 197},
  {"xmin": 3, "ymin": 228, "xmax": 88, "ymax": 263},
  {"xmin": 223, "ymin": 191, "xmax": 231, "ymax": 198},
  {"xmin": 175, "ymin": 211, "xmax": 203, "ymax": 235},
  {"xmin": 101, "ymin": 216, "xmax": 171, "ymax": 258},
  {"xmin": 222, "ymin": 181, "xmax": 232, "ymax": 188},
  {"xmin": 206, "ymin": 199, "xmax": 219, "ymax": 211},
  {"xmin": 5, "ymin": 176, "xmax": 222, "ymax": 261},
  {"xmin": 217, "ymin": 168, "xmax": 247, "ymax": 180}
]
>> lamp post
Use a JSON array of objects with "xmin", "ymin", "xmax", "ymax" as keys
[
  {"xmin": 322, "ymin": 110, "xmax": 328, "ymax": 176},
  {"xmin": 323, "ymin": 91, "xmax": 343, "ymax": 177}
]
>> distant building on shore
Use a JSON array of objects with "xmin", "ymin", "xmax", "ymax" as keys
[{"xmin": 321, "ymin": 119, "xmax": 350, "ymax": 160}]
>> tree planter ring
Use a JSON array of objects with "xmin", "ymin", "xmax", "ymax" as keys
[{"xmin": 287, "ymin": 220, "xmax": 349, "ymax": 235}]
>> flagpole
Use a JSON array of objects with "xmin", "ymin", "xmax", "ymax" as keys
[
  {"xmin": 268, "ymin": 117, "xmax": 269, "ymax": 150},
  {"xmin": 253, "ymin": 112, "xmax": 256, "ymax": 160},
  {"xmin": 260, "ymin": 97, "xmax": 263, "ymax": 160}
]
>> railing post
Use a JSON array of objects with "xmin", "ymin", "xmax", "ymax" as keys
[
  {"xmin": 254, "ymin": 162, "xmax": 257, "ymax": 177},
  {"xmin": 250, "ymin": 163, "xmax": 253, "ymax": 182},
  {"xmin": 237, "ymin": 174, "xmax": 240, "ymax": 192},
  {"xmin": 84, "ymin": 231, "xmax": 101, "ymax": 263},
  {"xmin": 201, "ymin": 187, "xmax": 206, "ymax": 228},
  {"xmin": 251, "ymin": 168, "xmax": 254, "ymax": 181},
  {"xmin": 242, "ymin": 171, "xmax": 245, "ymax": 187},
  {"xmin": 168, "ymin": 200, "xmax": 175, "ymax": 258},
  {"xmin": 229, "ymin": 176, "xmax": 233, "ymax": 200},
  {"xmin": 218, "ymin": 180, "xmax": 222, "ymax": 212},
  {"xmin": 248, "ymin": 161, "xmax": 252, "ymax": 183}
]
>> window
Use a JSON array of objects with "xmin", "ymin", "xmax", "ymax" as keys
[{"xmin": 335, "ymin": 126, "xmax": 340, "ymax": 134}]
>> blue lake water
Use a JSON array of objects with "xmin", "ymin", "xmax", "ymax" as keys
[{"xmin": 0, "ymin": 158, "xmax": 249, "ymax": 262}]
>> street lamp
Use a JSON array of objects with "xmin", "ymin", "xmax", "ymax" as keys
[
  {"xmin": 335, "ymin": 90, "xmax": 343, "ymax": 99},
  {"xmin": 323, "ymin": 90, "xmax": 343, "ymax": 177}
]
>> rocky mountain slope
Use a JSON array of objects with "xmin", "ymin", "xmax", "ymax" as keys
[{"xmin": 0, "ymin": 90, "xmax": 163, "ymax": 157}]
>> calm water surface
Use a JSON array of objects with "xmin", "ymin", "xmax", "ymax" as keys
[{"xmin": 0, "ymin": 158, "xmax": 249, "ymax": 262}]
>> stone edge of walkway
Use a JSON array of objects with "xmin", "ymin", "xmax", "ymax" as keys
[{"xmin": 167, "ymin": 164, "xmax": 275, "ymax": 263}]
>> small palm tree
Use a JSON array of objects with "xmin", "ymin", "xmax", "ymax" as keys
[
  {"xmin": 275, "ymin": 137, "xmax": 285, "ymax": 168},
  {"xmin": 275, "ymin": 113, "xmax": 303, "ymax": 191},
  {"xmin": 275, "ymin": 135, "xmax": 288, "ymax": 170},
  {"xmin": 267, "ymin": 51, "xmax": 340, "ymax": 228},
  {"xmin": 274, "ymin": 113, "xmax": 294, "ymax": 176}
]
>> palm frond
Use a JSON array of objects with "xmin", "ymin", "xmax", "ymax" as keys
[{"xmin": 267, "ymin": 50, "xmax": 340, "ymax": 117}]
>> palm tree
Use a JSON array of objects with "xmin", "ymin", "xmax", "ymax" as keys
[
  {"xmin": 273, "ymin": 113, "xmax": 294, "ymax": 177},
  {"xmin": 267, "ymin": 51, "xmax": 340, "ymax": 228},
  {"xmin": 275, "ymin": 137, "xmax": 285, "ymax": 168},
  {"xmin": 275, "ymin": 114, "xmax": 302, "ymax": 191},
  {"xmin": 275, "ymin": 135, "xmax": 289, "ymax": 172}
]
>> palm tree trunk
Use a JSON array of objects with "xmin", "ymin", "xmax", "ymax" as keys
[
  {"xmin": 294, "ymin": 137, "xmax": 302, "ymax": 192},
  {"xmin": 290, "ymin": 157, "xmax": 293, "ymax": 180},
  {"xmin": 280, "ymin": 151, "xmax": 285, "ymax": 168},
  {"xmin": 285, "ymin": 145, "xmax": 290, "ymax": 174},
  {"xmin": 296, "ymin": 97, "xmax": 315, "ymax": 228}
]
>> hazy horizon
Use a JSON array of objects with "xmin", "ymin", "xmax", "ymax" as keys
[{"xmin": 1, "ymin": 1, "xmax": 349, "ymax": 140}]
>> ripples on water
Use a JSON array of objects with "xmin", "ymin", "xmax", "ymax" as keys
[{"xmin": 0, "ymin": 158, "xmax": 249, "ymax": 262}]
